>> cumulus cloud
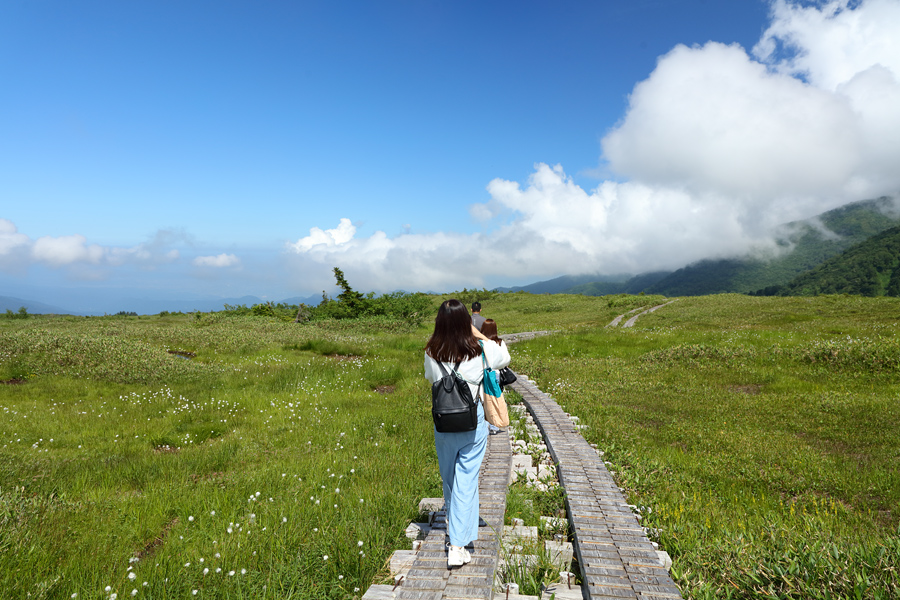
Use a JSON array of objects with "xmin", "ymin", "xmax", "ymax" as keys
[
  {"xmin": 0, "ymin": 219, "xmax": 29, "ymax": 255},
  {"xmin": 287, "ymin": 219, "xmax": 357, "ymax": 252},
  {"xmin": 603, "ymin": 0, "xmax": 900, "ymax": 207},
  {"xmin": 0, "ymin": 221, "xmax": 207, "ymax": 277},
  {"xmin": 287, "ymin": 0, "xmax": 900, "ymax": 292},
  {"xmin": 32, "ymin": 234, "xmax": 106, "ymax": 267},
  {"xmin": 193, "ymin": 254, "xmax": 240, "ymax": 268},
  {"xmin": 286, "ymin": 165, "xmax": 780, "ymax": 292}
]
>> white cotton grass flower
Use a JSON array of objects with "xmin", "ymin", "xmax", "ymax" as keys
[
  {"xmin": 188, "ymin": 515, "xmax": 194, "ymax": 522},
  {"xmin": 130, "ymin": 591, "xmax": 137, "ymax": 597},
  {"xmin": 358, "ymin": 540, "xmax": 364, "ymax": 546},
  {"xmin": 323, "ymin": 555, "xmax": 329, "ymax": 560},
  {"xmin": 228, "ymin": 570, "xmax": 235, "ymax": 576},
  {"xmin": 128, "ymin": 572, "xmax": 136, "ymax": 580},
  {"xmin": 241, "ymin": 568, "xmax": 247, "ymax": 575}
]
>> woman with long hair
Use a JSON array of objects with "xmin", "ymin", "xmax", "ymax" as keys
[
  {"xmin": 477, "ymin": 319, "xmax": 507, "ymax": 435},
  {"xmin": 424, "ymin": 299, "xmax": 510, "ymax": 567},
  {"xmin": 480, "ymin": 319, "xmax": 502, "ymax": 344}
]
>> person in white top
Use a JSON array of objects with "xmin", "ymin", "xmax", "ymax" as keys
[{"xmin": 424, "ymin": 299, "xmax": 511, "ymax": 567}]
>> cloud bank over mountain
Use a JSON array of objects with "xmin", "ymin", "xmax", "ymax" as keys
[{"xmin": 285, "ymin": 0, "xmax": 900, "ymax": 293}]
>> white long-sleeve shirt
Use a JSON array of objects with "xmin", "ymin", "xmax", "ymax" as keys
[{"xmin": 424, "ymin": 341, "xmax": 511, "ymax": 399}]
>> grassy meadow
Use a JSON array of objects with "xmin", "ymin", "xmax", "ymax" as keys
[{"xmin": 1, "ymin": 293, "xmax": 899, "ymax": 599}]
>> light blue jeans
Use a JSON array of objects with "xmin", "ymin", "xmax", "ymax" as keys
[{"xmin": 434, "ymin": 402, "xmax": 487, "ymax": 547}]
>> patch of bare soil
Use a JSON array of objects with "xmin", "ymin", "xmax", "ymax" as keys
[
  {"xmin": 728, "ymin": 384, "xmax": 762, "ymax": 395},
  {"xmin": 1, "ymin": 378, "xmax": 26, "ymax": 385},
  {"xmin": 190, "ymin": 471, "xmax": 227, "ymax": 485},
  {"xmin": 375, "ymin": 385, "xmax": 396, "ymax": 394},
  {"xmin": 134, "ymin": 517, "xmax": 179, "ymax": 561},
  {"xmin": 167, "ymin": 350, "xmax": 196, "ymax": 358},
  {"xmin": 327, "ymin": 354, "xmax": 362, "ymax": 361}
]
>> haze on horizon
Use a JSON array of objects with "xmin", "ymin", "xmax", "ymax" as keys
[{"xmin": 2, "ymin": 0, "xmax": 899, "ymax": 308}]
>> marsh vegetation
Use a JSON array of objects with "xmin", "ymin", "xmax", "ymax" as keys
[{"xmin": 1, "ymin": 292, "xmax": 897, "ymax": 598}]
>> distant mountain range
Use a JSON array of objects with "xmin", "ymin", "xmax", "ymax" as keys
[
  {"xmin": 756, "ymin": 224, "xmax": 900, "ymax": 297},
  {"xmin": 499, "ymin": 196, "xmax": 900, "ymax": 298},
  {"xmin": 0, "ymin": 293, "xmax": 324, "ymax": 317},
  {"xmin": 7, "ymin": 197, "xmax": 900, "ymax": 315}
]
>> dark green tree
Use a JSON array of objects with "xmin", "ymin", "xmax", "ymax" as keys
[{"xmin": 333, "ymin": 267, "xmax": 367, "ymax": 314}]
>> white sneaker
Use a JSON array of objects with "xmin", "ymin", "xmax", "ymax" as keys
[{"xmin": 447, "ymin": 545, "xmax": 471, "ymax": 567}]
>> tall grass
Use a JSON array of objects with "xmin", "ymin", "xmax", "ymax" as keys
[
  {"xmin": 0, "ymin": 314, "xmax": 440, "ymax": 599},
  {"xmin": 510, "ymin": 294, "xmax": 900, "ymax": 599},
  {"xmin": 2, "ymin": 293, "xmax": 898, "ymax": 598}
]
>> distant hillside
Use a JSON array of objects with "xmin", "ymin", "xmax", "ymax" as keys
[
  {"xmin": 564, "ymin": 271, "xmax": 671, "ymax": 295},
  {"xmin": 497, "ymin": 273, "xmax": 627, "ymax": 295},
  {"xmin": 0, "ymin": 296, "xmax": 80, "ymax": 315},
  {"xmin": 643, "ymin": 196, "xmax": 900, "ymax": 296},
  {"xmin": 502, "ymin": 196, "xmax": 900, "ymax": 298},
  {"xmin": 758, "ymin": 225, "xmax": 900, "ymax": 297}
]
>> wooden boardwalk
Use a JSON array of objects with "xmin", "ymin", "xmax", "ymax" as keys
[
  {"xmin": 511, "ymin": 375, "xmax": 682, "ymax": 600},
  {"xmin": 393, "ymin": 431, "xmax": 512, "ymax": 600},
  {"xmin": 373, "ymin": 370, "xmax": 682, "ymax": 600}
]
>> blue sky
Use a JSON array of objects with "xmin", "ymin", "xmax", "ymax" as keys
[{"xmin": 2, "ymin": 0, "xmax": 899, "ymax": 311}]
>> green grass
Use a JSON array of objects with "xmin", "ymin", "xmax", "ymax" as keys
[
  {"xmin": 0, "ymin": 314, "xmax": 441, "ymax": 600},
  {"xmin": 510, "ymin": 293, "xmax": 900, "ymax": 599},
  {"xmin": 1, "ymin": 293, "xmax": 898, "ymax": 599}
]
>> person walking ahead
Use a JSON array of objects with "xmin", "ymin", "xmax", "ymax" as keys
[
  {"xmin": 471, "ymin": 302, "xmax": 486, "ymax": 331},
  {"xmin": 424, "ymin": 299, "xmax": 510, "ymax": 567}
]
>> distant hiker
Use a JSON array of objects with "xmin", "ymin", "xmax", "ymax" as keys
[
  {"xmin": 424, "ymin": 299, "xmax": 510, "ymax": 568},
  {"xmin": 471, "ymin": 302, "xmax": 485, "ymax": 331},
  {"xmin": 479, "ymin": 319, "xmax": 508, "ymax": 436}
]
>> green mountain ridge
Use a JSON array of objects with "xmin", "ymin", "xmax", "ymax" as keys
[
  {"xmin": 535, "ymin": 196, "xmax": 900, "ymax": 297},
  {"xmin": 758, "ymin": 224, "xmax": 900, "ymax": 297},
  {"xmin": 641, "ymin": 196, "xmax": 900, "ymax": 296}
]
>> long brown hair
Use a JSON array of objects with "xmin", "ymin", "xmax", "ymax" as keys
[
  {"xmin": 480, "ymin": 319, "xmax": 502, "ymax": 345},
  {"xmin": 425, "ymin": 299, "xmax": 481, "ymax": 362}
]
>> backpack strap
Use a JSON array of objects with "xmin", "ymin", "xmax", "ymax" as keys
[{"xmin": 435, "ymin": 360, "xmax": 462, "ymax": 377}]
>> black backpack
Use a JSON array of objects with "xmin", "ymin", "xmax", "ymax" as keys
[{"xmin": 431, "ymin": 360, "xmax": 478, "ymax": 433}]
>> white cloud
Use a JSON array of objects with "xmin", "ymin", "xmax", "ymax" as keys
[
  {"xmin": 602, "ymin": 0, "xmax": 900, "ymax": 208},
  {"xmin": 755, "ymin": 0, "xmax": 900, "ymax": 91},
  {"xmin": 285, "ymin": 166, "xmax": 779, "ymax": 292},
  {"xmin": 0, "ymin": 220, "xmax": 211, "ymax": 278},
  {"xmin": 601, "ymin": 41, "xmax": 863, "ymax": 204},
  {"xmin": 193, "ymin": 253, "xmax": 240, "ymax": 268},
  {"xmin": 283, "ymin": 0, "xmax": 900, "ymax": 293},
  {"xmin": 0, "ymin": 219, "xmax": 29, "ymax": 255},
  {"xmin": 287, "ymin": 219, "xmax": 357, "ymax": 252},
  {"xmin": 32, "ymin": 235, "xmax": 106, "ymax": 267}
]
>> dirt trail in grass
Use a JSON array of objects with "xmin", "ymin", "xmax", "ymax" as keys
[
  {"xmin": 502, "ymin": 330, "xmax": 553, "ymax": 343},
  {"xmin": 608, "ymin": 299, "xmax": 677, "ymax": 328}
]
